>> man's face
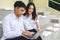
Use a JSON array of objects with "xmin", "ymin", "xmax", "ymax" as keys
[{"xmin": 15, "ymin": 7, "xmax": 25, "ymax": 16}]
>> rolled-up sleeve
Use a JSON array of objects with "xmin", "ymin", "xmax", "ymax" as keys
[{"xmin": 35, "ymin": 17, "xmax": 39, "ymax": 23}]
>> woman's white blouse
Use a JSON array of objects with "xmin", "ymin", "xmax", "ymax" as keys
[{"xmin": 23, "ymin": 15, "xmax": 39, "ymax": 30}]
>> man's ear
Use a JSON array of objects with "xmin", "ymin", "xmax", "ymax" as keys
[
  {"xmin": 14, "ymin": 7, "xmax": 18, "ymax": 12},
  {"xmin": 15, "ymin": 7, "xmax": 18, "ymax": 9}
]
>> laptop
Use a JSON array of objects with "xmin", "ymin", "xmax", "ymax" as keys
[{"xmin": 22, "ymin": 31, "xmax": 40, "ymax": 39}]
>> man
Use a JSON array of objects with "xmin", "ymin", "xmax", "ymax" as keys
[{"xmin": 1, "ymin": 1, "xmax": 32, "ymax": 40}]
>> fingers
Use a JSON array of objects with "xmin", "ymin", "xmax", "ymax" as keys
[{"xmin": 22, "ymin": 31, "xmax": 32, "ymax": 36}]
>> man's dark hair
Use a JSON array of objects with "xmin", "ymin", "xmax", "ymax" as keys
[{"xmin": 14, "ymin": 1, "xmax": 26, "ymax": 9}]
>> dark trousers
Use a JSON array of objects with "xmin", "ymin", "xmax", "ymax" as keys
[
  {"xmin": 5, "ymin": 36, "xmax": 21, "ymax": 40},
  {"xmin": 5, "ymin": 36, "xmax": 31, "ymax": 40},
  {"xmin": 21, "ymin": 36, "xmax": 31, "ymax": 40},
  {"xmin": 21, "ymin": 36, "xmax": 42, "ymax": 40}
]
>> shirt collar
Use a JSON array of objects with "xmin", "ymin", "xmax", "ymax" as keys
[{"xmin": 12, "ymin": 13, "xmax": 23, "ymax": 20}]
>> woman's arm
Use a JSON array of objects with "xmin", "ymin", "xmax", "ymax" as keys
[{"xmin": 36, "ymin": 22, "xmax": 41, "ymax": 31}]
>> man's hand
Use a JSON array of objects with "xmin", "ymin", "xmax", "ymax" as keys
[{"xmin": 22, "ymin": 31, "xmax": 32, "ymax": 36}]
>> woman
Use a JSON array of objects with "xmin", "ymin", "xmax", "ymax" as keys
[{"xmin": 22, "ymin": 3, "xmax": 42, "ymax": 40}]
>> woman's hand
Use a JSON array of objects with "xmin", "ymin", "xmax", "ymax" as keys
[
  {"xmin": 37, "ymin": 28, "xmax": 40, "ymax": 31},
  {"xmin": 22, "ymin": 31, "xmax": 32, "ymax": 36}
]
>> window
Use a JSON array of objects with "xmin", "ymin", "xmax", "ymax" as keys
[
  {"xmin": 29, "ymin": 0, "xmax": 33, "ymax": 3},
  {"xmin": 49, "ymin": 0, "xmax": 60, "ymax": 11}
]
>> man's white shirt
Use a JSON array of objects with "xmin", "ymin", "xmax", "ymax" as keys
[{"xmin": 1, "ymin": 13, "xmax": 25, "ymax": 40}]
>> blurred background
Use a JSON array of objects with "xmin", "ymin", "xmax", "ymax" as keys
[{"xmin": 0, "ymin": 0, "xmax": 60, "ymax": 40}]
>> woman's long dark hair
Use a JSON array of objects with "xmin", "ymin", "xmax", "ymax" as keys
[{"xmin": 23, "ymin": 2, "xmax": 37, "ymax": 20}]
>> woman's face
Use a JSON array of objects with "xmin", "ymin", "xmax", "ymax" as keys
[{"xmin": 28, "ymin": 5, "xmax": 34, "ymax": 15}]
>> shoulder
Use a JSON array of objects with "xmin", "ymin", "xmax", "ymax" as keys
[
  {"xmin": 22, "ymin": 16, "xmax": 28, "ymax": 21},
  {"xmin": 3, "ymin": 13, "xmax": 12, "ymax": 21},
  {"xmin": 35, "ymin": 16, "xmax": 39, "ymax": 22},
  {"xmin": 22, "ymin": 15, "xmax": 26, "ymax": 20}
]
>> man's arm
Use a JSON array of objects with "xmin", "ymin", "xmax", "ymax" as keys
[{"xmin": 2, "ymin": 17, "xmax": 22, "ymax": 38}]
